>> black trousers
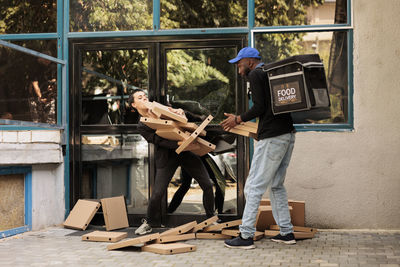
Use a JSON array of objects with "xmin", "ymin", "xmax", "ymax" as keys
[
  {"xmin": 147, "ymin": 151, "xmax": 214, "ymax": 225},
  {"xmin": 168, "ymin": 157, "xmax": 225, "ymax": 214}
]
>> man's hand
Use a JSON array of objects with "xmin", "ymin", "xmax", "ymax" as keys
[{"xmin": 220, "ymin": 113, "xmax": 240, "ymax": 131}]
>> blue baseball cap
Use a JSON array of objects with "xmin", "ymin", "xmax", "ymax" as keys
[{"xmin": 228, "ymin": 47, "xmax": 261, "ymax": 63}]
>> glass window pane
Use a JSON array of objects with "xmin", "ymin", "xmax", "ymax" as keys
[
  {"xmin": 254, "ymin": 31, "xmax": 348, "ymax": 124},
  {"xmin": 0, "ymin": 1, "xmax": 57, "ymax": 34},
  {"xmin": 160, "ymin": 0, "xmax": 247, "ymax": 29},
  {"xmin": 81, "ymin": 134, "xmax": 149, "ymax": 214},
  {"xmin": 0, "ymin": 41, "xmax": 58, "ymax": 123},
  {"xmin": 168, "ymin": 143, "xmax": 238, "ymax": 215},
  {"xmin": 165, "ymin": 47, "xmax": 237, "ymax": 124},
  {"xmin": 255, "ymin": 0, "xmax": 347, "ymax": 27},
  {"xmin": 70, "ymin": 0, "xmax": 153, "ymax": 32},
  {"xmin": 81, "ymin": 49, "xmax": 149, "ymax": 125}
]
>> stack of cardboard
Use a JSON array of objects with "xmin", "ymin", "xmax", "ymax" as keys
[
  {"xmin": 255, "ymin": 198, "xmax": 317, "ymax": 239},
  {"xmin": 228, "ymin": 121, "xmax": 258, "ymax": 139},
  {"xmin": 140, "ymin": 101, "xmax": 216, "ymax": 156}
]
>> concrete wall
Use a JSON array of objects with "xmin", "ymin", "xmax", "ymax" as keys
[
  {"xmin": 0, "ymin": 130, "xmax": 65, "ymax": 231},
  {"xmin": 283, "ymin": 0, "xmax": 400, "ymax": 229}
]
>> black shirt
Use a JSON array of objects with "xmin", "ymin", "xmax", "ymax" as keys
[{"xmin": 240, "ymin": 67, "xmax": 294, "ymax": 140}]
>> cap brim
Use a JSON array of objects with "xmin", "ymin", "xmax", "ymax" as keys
[{"xmin": 228, "ymin": 57, "xmax": 241, "ymax": 64}]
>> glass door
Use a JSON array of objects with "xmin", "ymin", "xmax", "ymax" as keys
[
  {"xmin": 159, "ymin": 39, "xmax": 248, "ymax": 225},
  {"xmin": 70, "ymin": 41, "xmax": 156, "ymax": 225}
]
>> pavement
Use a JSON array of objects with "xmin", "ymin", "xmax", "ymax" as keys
[{"xmin": 0, "ymin": 226, "xmax": 399, "ymax": 267}]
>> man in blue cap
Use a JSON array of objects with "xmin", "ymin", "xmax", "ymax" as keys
[{"xmin": 221, "ymin": 47, "xmax": 296, "ymax": 249}]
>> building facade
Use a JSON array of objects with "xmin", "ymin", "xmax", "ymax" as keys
[{"xmin": 1, "ymin": 0, "xmax": 399, "ymax": 237}]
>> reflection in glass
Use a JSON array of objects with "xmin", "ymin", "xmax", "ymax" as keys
[
  {"xmin": 168, "ymin": 141, "xmax": 238, "ymax": 215},
  {"xmin": 81, "ymin": 49, "xmax": 149, "ymax": 125},
  {"xmin": 0, "ymin": 1, "xmax": 57, "ymax": 34},
  {"xmin": 81, "ymin": 134, "xmax": 149, "ymax": 214},
  {"xmin": 0, "ymin": 41, "xmax": 58, "ymax": 123},
  {"xmin": 166, "ymin": 48, "xmax": 237, "ymax": 123},
  {"xmin": 255, "ymin": 0, "xmax": 347, "ymax": 27},
  {"xmin": 70, "ymin": 0, "xmax": 153, "ymax": 32},
  {"xmin": 160, "ymin": 0, "xmax": 247, "ymax": 29},
  {"xmin": 255, "ymin": 31, "xmax": 348, "ymax": 123}
]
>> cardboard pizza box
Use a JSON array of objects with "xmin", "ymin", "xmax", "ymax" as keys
[
  {"xmin": 82, "ymin": 231, "xmax": 127, "ymax": 243},
  {"xmin": 202, "ymin": 219, "xmax": 242, "ymax": 232},
  {"xmin": 101, "ymin": 196, "xmax": 129, "ymax": 231},
  {"xmin": 255, "ymin": 205, "xmax": 293, "ymax": 231},
  {"xmin": 159, "ymin": 221, "xmax": 197, "ymax": 236},
  {"xmin": 140, "ymin": 117, "xmax": 175, "ymax": 130},
  {"xmin": 155, "ymin": 233, "xmax": 196, "ymax": 244},
  {"xmin": 269, "ymin": 225, "xmax": 317, "ymax": 234},
  {"xmin": 141, "ymin": 243, "xmax": 196, "ymax": 255},
  {"xmin": 190, "ymin": 137, "xmax": 216, "ymax": 156},
  {"xmin": 221, "ymin": 229, "xmax": 264, "ymax": 241},
  {"xmin": 259, "ymin": 199, "xmax": 305, "ymax": 226},
  {"xmin": 156, "ymin": 128, "xmax": 190, "ymax": 141},
  {"xmin": 107, "ymin": 233, "xmax": 160, "ymax": 251},
  {"xmin": 191, "ymin": 216, "xmax": 219, "ymax": 233},
  {"xmin": 151, "ymin": 102, "xmax": 188, "ymax": 124},
  {"xmin": 195, "ymin": 233, "xmax": 232, "ymax": 239},
  {"xmin": 63, "ymin": 199, "xmax": 101, "ymax": 230},
  {"xmin": 175, "ymin": 121, "xmax": 206, "ymax": 136}
]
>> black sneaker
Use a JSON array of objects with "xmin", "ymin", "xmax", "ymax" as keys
[
  {"xmin": 224, "ymin": 235, "xmax": 255, "ymax": 249},
  {"xmin": 271, "ymin": 233, "xmax": 296, "ymax": 244}
]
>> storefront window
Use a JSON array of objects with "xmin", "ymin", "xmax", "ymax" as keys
[
  {"xmin": 70, "ymin": 0, "xmax": 153, "ymax": 32},
  {"xmin": 0, "ymin": 0, "xmax": 57, "ymax": 34},
  {"xmin": 0, "ymin": 41, "xmax": 58, "ymax": 123},
  {"xmin": 160, "ymin": 0, "xmax": 247, "ymax": 29},
  {"xmin": 81, "ymin": 49, "xmax": 149, "ymax": 125},
  {"xmin": 255, "ymin": 0, "xmax": 347, "ymax": 27}
]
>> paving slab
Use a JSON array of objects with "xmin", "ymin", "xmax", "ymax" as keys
[{"xmin": 0, "ymin": 227, "xmax": 399, "ymax": 267}]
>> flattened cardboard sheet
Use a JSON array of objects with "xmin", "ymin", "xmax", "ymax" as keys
[
  {"xmin": 142, "ymin": 243, "xmax": 196, "ymax": 255},
  {"xmin": 63, "ymin": 199, "xmax": 100, "ymax": 230},
  {"xmin": 140, "ymin": 117, "xmax": 175, "ymax": 130},
  {"xmin": 101, "ymin": 196, "xmax": 129, "ymax": 231},
  {"xmin": 203, "ymin": 219, "xmax": 242, "ymax": 232},
  {"xmin": 196, "ymin": 233, "xmax": 232, "ymax": 239},
  {"xmin": 156, "ymin": 233, "xmax": 196, "ymax": 243},
  {"xmin": 82, "ymin": 231, "xmax": 127, "ymax": 242},
  {"xmin": 160, "ymin": 221, "xmax": 197, "ymax": 236},
  {"xmin": 107, "ymin": 233, "xmax": 160, "ymax": 251},
  {"xmin": 264, "ymin": 230, "xmax": 315, "ymax": 240},
  {"xmin": 191, "ymin": 216, "xmax": 219, "ymax": 233}
]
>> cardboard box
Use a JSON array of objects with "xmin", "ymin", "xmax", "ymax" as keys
[
  {"xmin": 156, "ymin": 128, "xmax": 190, "ymax": 141},
  {"xmin": 203, "ymin": 219, "xmax": 242, "ymax": 232},
  {"xmin": 176, "ymin": 115, "xmax": 213, "ymax": 154},
  {"xmin": 259, "ymin": 199, "xmax": 305, "ymax": 226},
  {"xmin": 155, "ymin": 233, "xmax": 196, "ymax": 244},
  {"xmin": 82, "ymin": 231, "xmax": 127, "ymax": 242},
  {"xmin": 269, "ymin": 225, "xmax": 317, "ymax": 234},
  {"xmin": 195, "ymin": 233, "xmax": 232, "ymax": 239},
  {"xmin": 140, "ymin": 117, "xmax": 175, "ymax": 130},
  {"xmin": 107, "ymin": 233, "xmax": 160, "ymax": 251},
  {"xmin": 63, "ymin": 199, "xmax": 100, "ymax": 230},
  {"xmin": 255, "ymin": 205, "xmax": 293, "ymax": 231},
  {"xmin": 191, "ymin": 216, "xmax": 219, "ymax": 233},
  {"xmin": 151, "ymin": 102, "xmax": 188, "ymax": 124},
  {"xmin": 142, "ymin": 243, "xmax": 196, "ymax": 255},
  {"xmin": 101, "ymin": 196, "xmax": 129, "ymax": 231},
  {"xmin": 160, "ymin": 221, "xmax": 197, "ymax": 236}
]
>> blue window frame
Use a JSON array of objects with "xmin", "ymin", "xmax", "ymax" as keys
[{"xmin": 0, "ymin": 166, "xmax": 32, "ymax": 239}]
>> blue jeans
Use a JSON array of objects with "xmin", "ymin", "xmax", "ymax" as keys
[{"xmin": 239, "ymin": 132, "xmax": 295, "ymax": 239}]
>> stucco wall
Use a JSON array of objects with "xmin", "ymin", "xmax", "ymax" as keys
[{"xmin": 282, "ymin": 0, "xmax": 400, "ymax": 229}]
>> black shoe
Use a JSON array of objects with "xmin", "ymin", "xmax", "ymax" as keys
[
  {"xmin": 271, "ymin": 233, "xmax": 296, "ymax": 244},
  {"xmin": 224, "ymin": 235, "xmax": 255, "ymax": 249}
]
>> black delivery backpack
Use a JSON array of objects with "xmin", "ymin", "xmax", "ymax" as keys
[{"xmin": 259, "ymin": 54, "xmax": 331, "ymax": 117}]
